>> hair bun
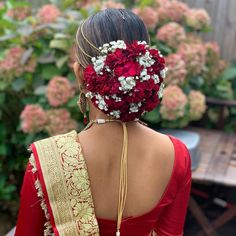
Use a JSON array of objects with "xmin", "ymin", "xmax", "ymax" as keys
[{"xmin": 84, "ymin": 40, "xmax": 167, "ymax": 122}]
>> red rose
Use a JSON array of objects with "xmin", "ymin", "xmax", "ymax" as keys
[
  {"xmin": 114, "ymin": 61, "xmax": 142, "ymax": 77},
  {"xmin": 83, "ymin": 40, "xmax": 166, "ymax": 122},
  {"xmin": 84, "ymin": 65, "xmax": 97, "ymax": 83},
  {"xmin": 105, "ymin": 48, "xmax": 125, "ymax": 68},
  {"xmin": 126, "ymin": 41, "xmax": 146, "ymax": 57}
]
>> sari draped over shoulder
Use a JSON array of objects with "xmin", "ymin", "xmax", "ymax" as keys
[
  {"xmin": 29, "ymin": 130, "xmax": 100, "ymax": 236},
  {"xmin": 16, "ymin": 129, "xmax": 191, "ymax": 236}
]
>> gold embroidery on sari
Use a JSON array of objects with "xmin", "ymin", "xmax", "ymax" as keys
[
  {"xmin": 33, "ymin": 130, "xmax": 99, "ymax": 236},
  {"xmin": 29, "ymin": 154, "xmax": 54, "ymax": 236},
  {"xmin": 54, "ymin": 131, "xmax": 99, "ymax": 235}
]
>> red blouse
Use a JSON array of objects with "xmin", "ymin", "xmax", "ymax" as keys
[{"xmin": 15, "ymin": 135, "xmax": 192, "ymax": 236}]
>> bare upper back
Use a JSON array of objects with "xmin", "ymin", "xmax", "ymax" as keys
[{"xmin": 77, "ymin": 122, "xmax": 175, "ymax": 220}]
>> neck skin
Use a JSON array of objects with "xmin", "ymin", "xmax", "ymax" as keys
[{"xmin": 87, "ymin": 99, "xmax": 111, "ymax": 121}]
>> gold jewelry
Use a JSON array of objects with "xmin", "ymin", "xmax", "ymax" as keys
[
  {"xmin": 82, "ymin": 118, "xmax": 147, "ymax": 236},
  {"xmin": 77, "ymin": 87, "xmax": 88, "ymax": 124},
  {"xmin": 80, "ymin": 20, "xmax": 101, "ymax": 53},
  {"xmin": 75, "ymin": 20, "xmax": 101, "ymax": 59}
]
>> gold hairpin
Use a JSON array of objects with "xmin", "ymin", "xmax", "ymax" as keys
[
  {"xmin": 80, "ymin": 20, "xmax": 101, "ymax": 53},
  {"xmin": 75, "ymin": 26, "xmax": 92, "ymax": 58},
  {"xmin": 75, "ymin": 53, "xmax": 86, "ymax": 68}
]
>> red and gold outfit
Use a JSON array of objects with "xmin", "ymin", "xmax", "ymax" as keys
[{"xmin": 15, "ymin": 130, "xmax": 191, "ymax": 236}]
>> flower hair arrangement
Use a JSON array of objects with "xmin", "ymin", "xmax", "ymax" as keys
[{"xmin": 84, "ymin": 40, "xmax": 167, "ymax": 122}]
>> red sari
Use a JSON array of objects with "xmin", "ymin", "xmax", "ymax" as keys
[{"xmin": 15, "ymin": 130, "xmax": 191, "ymax": 236}]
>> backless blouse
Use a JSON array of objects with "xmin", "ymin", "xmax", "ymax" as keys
[{"xmin": 15, "ymin": 132, "xmax": 191, "ymax": 236}]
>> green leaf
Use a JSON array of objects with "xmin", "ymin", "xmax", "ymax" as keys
[
  {"xmin": 50, "ymin": 39, "xmax": 70, "ymax": 52},
  {"xmin": 34, "ymin": 85, "xmax": 47, "ymax": 95},
  {"xmin": 139, "ymin": 0, "xmax": 155, "ymax": 7},
  {"xmin": 67, "ymin": 96, "xmax": 78, "ymax": 108},
  {"xmin": 11, "ymin": 77, "xmax": 27, "ymax": 91},
  {"xmin": 189, "ymin": 75, "xmax": 204, "ymax": 89},
  {"xmin": 54, "ymin": 33, "xmax": 70, "ymax": 39},
  {"xmin": 67, "ymin": 72, "xmax": 76, "ymax": 82},
  {"xmin": 0, "ymin": 81, "xmax": 8, "ymax": 91},
  {"xmin": 0, "ymin": 93, "xmax": 6, "ymax": 105},
  {"xmin": 56, "ymin": 55, "xmax": 68, "ymax": 68},
  {"xmin": 230, "ymin": 107, "xmax": 236, "ymax": 115},
  {"xmin": 79, "ymin": 8, "xmax": 89, "ymax": 18},
  {"xmin": 8, "ymin": 0, "xmax": 29, "ymax": 8},
  {"xmin": 221, "ymin": 67, "xmax": 236, "ymax": 80},
  {"xmin": 156, "ymin": 42, "xmax": 173, "ymax": 55},
  {"xmin": 143, "ymin": 108, "xmax": 160, "ymax": 124},
  {"xmin": 0, "ymin": 144, "xmax": 7, "ymax": 156},
  {"xmin": 0, "ymin": 19, "xmax": 16, "ymax": 31},
  {"xmin": 42, "ymin": 64, "xmax": 60, "ymax": 80},
  {"xmin": 62, "ymin": 0, "xmax": 76, "ymax": 9}
]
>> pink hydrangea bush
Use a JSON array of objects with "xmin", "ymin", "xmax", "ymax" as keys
[
  {"xmin": 20, "ymin": 105, "xmax": 48, "ymax": 133},
  {"xmin": 132, "ymin": 6, "xmax": 159, "ymax": 29},
  {"xmin": 203, "ymin": 41, "xmax": 227, "ymax": 83},
  {"xmin": 0, "ymin": 2, "xmax": 5, "ymax": 9},
  {"xmin": 165, "ymin": 53, "xmax": 187, "ymax": 85},
  {"xmin": 46, "ymin": 76, "xmax": 75, "ymax": 107},
  {"xmin": 185, "ymin": 9, "xmax": 210, "ymax": 31},
  {"xmin": 188, "ymin": 90, "xmax": 206, "ymax": 120},
  {"xmin": 37, "ymin": 4, "xmax": 61, "ymax": 23},
  {"xmin": 0, "ymin": 47, "xmax": 36, "ymax": 82},
  {"xmin": 160, "ymin": 85, "xmax": 188, "ymax": 121},
  {"xmin": 157, "ymin": 0, "xmax": 189, "ymax": 23},
  {"xmin": 178, "ymin": 43, "xmax": 206, "ymax": 75},
  {"xmin": 6, "ymin": 6, "xmax": 31, "ymax": 21},
  {"xmin": 101, "ymin": 0, "xmax": 125, "ymax": 10},
  {"xmin": 185, "ymin": 33, "xmax": 203, "ymax": 44},
  {"xmin": 76, "ymin": 0, "xmax": 100, "ymax": 9},
  {"xmin": 156, "ymin": 22, "xmax": 186, "ymax": 48},
  {"xmin": 205, "ymin": 41, "xmax": 220, "ymax": 57},
  {"xmin": 45, "ymin": 109, "xmax": 77, "ymax": 135},
  {"xmin": 155, "ymin": 0, "xmax": 168, "ymax": 8}
]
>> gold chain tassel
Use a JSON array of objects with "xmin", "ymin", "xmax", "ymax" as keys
[{"xmin": 116, "ymin": 122, "xmax": 128, "ymax": 235}]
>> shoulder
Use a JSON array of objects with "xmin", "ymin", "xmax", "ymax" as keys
[
  {"xmin": 30, "ymin": 130, "xmax": 79, "ymax": 162},
  {"xmin": 32, "ymin": 130, "xmax": 78, "ymax": 147},
  {"xmin": 168, "ymin": 135, "xmax": 192, "ymax": 183},
  {"xmin": 140, "ymin": 125, "xmax": 191, "ymax": 179}
]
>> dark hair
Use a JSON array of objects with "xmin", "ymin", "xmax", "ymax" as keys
[{"xmin": 76, "ymin": 8, "xmax": 150, "ymax": 68}]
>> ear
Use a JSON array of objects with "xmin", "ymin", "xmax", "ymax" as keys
[{"xmin": 73, "ymin": 62, "xmax": 84, "ymax": 88}]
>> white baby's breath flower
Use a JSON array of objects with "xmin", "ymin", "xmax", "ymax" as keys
[
  {"xmin": 137, "ymin": 41, "xmax": 147, "ymax": 45},
  {"xmin": 140, "ymin": 69, "xmax": 151, "ymax": 81},
  {"xmin": 138, "ymin": 51, "xmax": 155, "ymax": 67},
  {"xmin": 129, "ymin": 103, "xmax": 139, "ymax": 113},
  {"xmin": 95, "ymin": 94, "xmax": 108, "ymax": 111},
  {"xmin": 110, "ymin": 40, "xmax": 126, "ymax": 51},
  {"xmin": 111, "ymin": 94, "xmax": 122, "ymax": 102},
  {"xmin": 92, "ymin": 55, "xmax": 106, "ymax": 74},
  {"xmin": 152, "ymin": 74, "xmax": 160, "ymax": 84},
  {"xmin": 118, "ymin": 76, "xmax": 136, "ymax": 92},
  {"xmin": 160, "ymin": 67, "xmax": 168, "ymax": 78},
  {"xmin": 158, "ymin": 83, "xmax": 165, "ymax": 98},
  {"xmin": 110, "ymin": 110, "xmax": 121, "ymax": 118},
  {"xmin": 85, "ymin": 92, "xmax": 93, "ymax": 98}
]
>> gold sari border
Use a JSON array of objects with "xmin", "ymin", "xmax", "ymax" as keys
[
  {"xmin": 33, "ymin": 130, "xmax": 99, "ymax": 236},
  {"xmin": 33, "ymin": 132, "xmax": 79, "ymax": 236}
]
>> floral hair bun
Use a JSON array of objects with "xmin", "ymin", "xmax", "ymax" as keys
[{"xmin": 84, "ymin": 40, "xmax": 167, "ymax": 122}]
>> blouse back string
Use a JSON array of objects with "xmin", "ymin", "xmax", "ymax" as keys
[{"xmin": 83, "ymin": 119, "xmax": 137, "ymax": 235}]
